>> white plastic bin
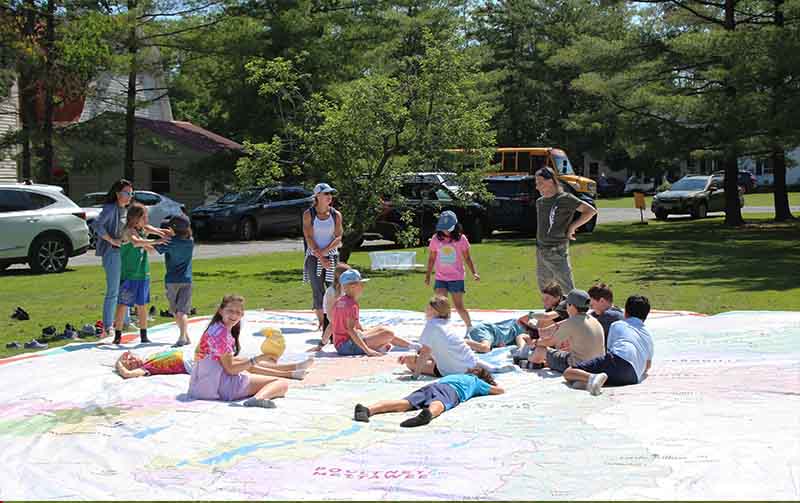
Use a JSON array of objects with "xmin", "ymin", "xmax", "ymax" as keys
[{"xmin": 368, "ymin": 251, "xmax": 420, "ymax": 271}]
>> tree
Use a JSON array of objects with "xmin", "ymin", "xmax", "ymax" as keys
[{"xmin": 243, "ymin": 30, "xmax": 495, "ymax": 261}]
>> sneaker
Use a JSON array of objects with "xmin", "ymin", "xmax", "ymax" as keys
[
  {"xmin": 140, "ymin": 335, "xmax": 151, "ymax": 344},
  {"xmin": 400, "ymin": 408, "xmax": 433, "ymax": 428},
  {"xmin": 41, "ymin": 325, "xmax": 56, "ymax": 337},
  {"xmin": 79, "ymin": 324, "xmax": 96, "ymax": 338},
  {"xmin": 5, "ymin": 341, "xmax": 21, "ymax": 349},
  {"xmin": 190, "ymin": 307, "xmax": 197, "ymax": 316},
  {"xmin": 94, "ymin": 320, "xmax": 104, "ymax": 333},
  {"xmin": 587, "ymin": 373, "xmax": 608, "ymax": 396},
  {"xmin": 354, "ymin": 404, "xmax": 370, "ymax": 423},
  {"xmin": 149, "ymin": 305, "xmax": 157, "ymax": 317},
  {"xmin": 112, "ymin": 334, "xmax": 122, "ymax": 345},
  {"xmin": 11, "ymin": 306, "xmax": 30, "ymax": 320},
  {"xmin": 24, "ymin": 339, "xmax": 48, "ymax": 349}
]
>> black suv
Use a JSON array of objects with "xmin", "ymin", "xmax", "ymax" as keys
[
  {"xmin": 368, "ymin": 180, "xmax": 489, "ymax": 245},
  {"xmin": 191, "ymin": 186, "xmax": 313, "ymax": 240},
  {"xmin": 483, "ymin": 174, "xmax": 597, "ymax": 234}
]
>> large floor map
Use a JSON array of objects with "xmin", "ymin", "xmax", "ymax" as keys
[{"xmin": 0, "ymin": 309, "xmax": 798, "ymax": 500}]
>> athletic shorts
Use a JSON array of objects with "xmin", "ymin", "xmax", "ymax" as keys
[
  {"xmin": 574, "ymin": 352, "xmax": 638, "ymax": 386},
  {"xmin": 404, "ymin": 382, "xmax": 461, "ymax": 411},
  {"xmin": 119, "ymin": 279, "xmax": 150, "ymax": 307}
]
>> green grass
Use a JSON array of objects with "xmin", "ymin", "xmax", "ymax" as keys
[
  {"xmin": 2, "ymin": 213, "xmax": 798, "ymax": 357},
  {"xmin": 597, "ymin": 191, "xmax": 800, "ymax": 209}
]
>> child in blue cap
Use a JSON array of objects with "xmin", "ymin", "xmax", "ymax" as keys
[{"xmin": 425, "ymin": 210, "xmax": 480, "ymax": 331}]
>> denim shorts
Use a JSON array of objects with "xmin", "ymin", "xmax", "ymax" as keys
[
  {"xmin": 434, "ymin": 279, "xmax": 465, "ymax": 293},
  {"xmin": 335, "ymin": 338, "xmax": 366, "ymax": 356},
  {"xmin": 404, "ymin": 383, "xmax": 461, "ymax": 411}
]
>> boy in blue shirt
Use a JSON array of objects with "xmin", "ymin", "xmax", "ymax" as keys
[
  {"xmin": 353, "ymin": 367, "xmax": 504, "ymax": 427},
  {"xmin": 156, "ymin": 215, "xmax": 194, "ymax": 347}
]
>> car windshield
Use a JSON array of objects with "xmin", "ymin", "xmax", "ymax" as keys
[
  {"xmin": 217, "ymin": 189, "xmax": 261, "ymax": 204},
  {"xmin": 486, "ymin": 180, "xmax": 527, "ymax": 197},
  {"xmin": 670, "ymin": 178, "xmax": 708, "ymax": 191},
  {"xmin": 75, "ymin": 194, "xmax": 106, "ymax": 207}
]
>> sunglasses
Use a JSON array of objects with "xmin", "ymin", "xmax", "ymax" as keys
[{"xmin": 119, "ymin": 190, "xmax": 133, "ymax": 196}]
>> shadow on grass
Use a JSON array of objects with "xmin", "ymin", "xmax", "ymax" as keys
[{"xmin": 0, "ymin": 268, "xmax": 78, "ymax": 277}]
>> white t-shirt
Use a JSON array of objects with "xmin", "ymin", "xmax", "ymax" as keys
[
  {"xmin": 419, "ymin": 318, "xmax": 478, "ymax": 376},
  {"xmin": 323, "ymin": 286, "xmax": 337, "ymax": 316}
]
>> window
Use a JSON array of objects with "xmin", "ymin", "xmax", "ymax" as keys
[
  {"xmin": 151, "ymin": 167, "xmax": 171, "ymax": 194},
  {"xmin": 134, "ymin": 192, "xmax": 161, "ymax": 206},
  {"xmin": 435, "ymin": 188, "xmax": 453, "ymax": 202},
  {"xmin": 755, "ymin": 159, "xmax": 771, "ymax": 176},
  {"xmin": 0, "ymin": 190, "xmax": 54, "ymax": 212}
]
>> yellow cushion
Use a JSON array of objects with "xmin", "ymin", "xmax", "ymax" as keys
[{"xmin": 259, "ymin": 327, "xmax": 286, "ymax": 358}]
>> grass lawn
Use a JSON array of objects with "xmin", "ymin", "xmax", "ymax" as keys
[
  {"xmin": 597, "ymin": 191, "xmax": 800, "ymax": 209},
  {"xmin": 1, "ymin": 213, "xmax": 798, "ymax": 357}
]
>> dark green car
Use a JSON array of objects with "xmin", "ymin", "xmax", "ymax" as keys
[{"xmin": 651, "ymin": 174, "xmax": 744, "ymax": 220}]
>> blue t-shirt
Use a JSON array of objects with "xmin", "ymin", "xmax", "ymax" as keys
[
  {"xmin": 607, "ymin": 317, "xmax": 654, "ymax": 382},
  {"xmin": 591, "ymin": 307, "xmax": 625, "ymax": 341},
  {"xmin": 156, "ymin": 237, "xmax": 194, "ymax": 284},
  {"xmin": 438, "ymin": 374, "xmax": 491, "ymax": 403}
]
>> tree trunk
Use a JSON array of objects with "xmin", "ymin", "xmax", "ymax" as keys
[
  {"xmin": 39, "ymin": 0, "xmax": 57, "ymax": 184},
  {"xmin": 769, "ymin": 0, "xmax": 793, "ymax": 221},
  {"xmin": 722, "ymin": 0, "xmax": 744, "ymax": 226},
  {"xmin": 124, "ymin": 0, "xmax": 138, "ymax": 181},
  {"xmin": 771, "ymin": 149, "xmax": 793, "ymax": 221},
  {"xmin": 17, "ymin": 0, "xmax": 37, "ymax": 181}
]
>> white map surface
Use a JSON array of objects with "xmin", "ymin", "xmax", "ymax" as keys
[{"xmin": 1, "ymin": 309, "xmax": 798, "ymax": 500}]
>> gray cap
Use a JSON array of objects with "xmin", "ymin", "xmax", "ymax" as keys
[{"xmin": 566, "ymin": 289, "xmax": 591, "ymax": 309}]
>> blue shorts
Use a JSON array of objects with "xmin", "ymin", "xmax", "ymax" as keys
[
  {"xmin": 574, "ymin": 352, "xmax": 638, "ymax": 386},
  {"xmin": 434, "ymin": 279, "xmax": 465, "ymax": 293},
  {"xmin": 335, "ymin": 338, "xmax": 366, "ymax": 356},
  {"xmin": 404, "ymin": 382, "xmax": 461, "ymax": 411},
  {"xmin": 118, "ymin": 279, "xmax": 150, "ymax": 307}
]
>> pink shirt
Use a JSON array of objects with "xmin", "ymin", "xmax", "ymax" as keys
[
  {"xmin": 332, "ymin": 295, "xmax": 359, "ymax": 349},
  {"xmin": 194, "ymin": 322, "xmax": 234, "ymax": 362},
  {"xmin": 429, "ymin": 234, "xmax": 470, "ymax": 281}
]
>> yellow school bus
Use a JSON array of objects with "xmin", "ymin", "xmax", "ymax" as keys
[{"xmin": 490, "ymin": 147, "xmax": 597, "ymax": 197}]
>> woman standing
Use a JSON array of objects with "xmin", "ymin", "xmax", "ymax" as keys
[
  {"xmin": 534, "ymin": 167, "xmax": 597, "ymax": 293},
  {"xmin": 302, "ymin": 183, "xmax": 343, "ymax": 330},
  {"xmin": 93, "ymin": 180, "xmax": 171, "ymax": 338}
]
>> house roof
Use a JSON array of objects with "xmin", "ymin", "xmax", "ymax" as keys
[{"xmin": 135, "ymin": 117, "xmax": 244, "ymax": 154}]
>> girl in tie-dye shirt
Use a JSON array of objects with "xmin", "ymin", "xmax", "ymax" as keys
[
  {"xmin": 115, "ymin": 349, "xmax": 192, "ymax": 379},
  {"xmin": 187, "ymin": 294, "xmax": 289, "ymax": 408}
]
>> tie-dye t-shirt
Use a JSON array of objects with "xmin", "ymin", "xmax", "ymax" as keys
[
  {"xmin": 141, "ymin": 349, "xmax": 190, "ymax": 375},
  {"xmin": 429, "ymin": 234, "xmax": 470, "ymax": 281},
  {"xmin": 194, "ymin": 322, "xmax": 234, "ymax": 362}
]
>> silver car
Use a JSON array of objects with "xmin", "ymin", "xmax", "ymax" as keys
[
  {"xmin": 76, "ymin": 191, "xmax": 185, "ymax": 247},
  {"xmin": 0, "ymin": 183, "xmax": 91, "ymax": 273}
]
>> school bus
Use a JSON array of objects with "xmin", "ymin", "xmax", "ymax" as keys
[{"xmin": 490, "ymin": 147, "xmax": 597, "ymax": 197}]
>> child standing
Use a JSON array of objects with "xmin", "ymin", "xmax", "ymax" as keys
[
  {"xmin": 156, "ymin": 215, "xmax": 194, "ymax": 347},
  {"xmin": 331, "ymin": 269, "xmax": 419, "ymax": 356},
  {"xmin": 188, "ymin": 295, "xmax": 289, "ymax": 408},
  {"xmin": 113, "ymin": 204, "xmax": 171, "ymax": 344},
  {"xmin": 425, "ymin": 211, "xmax": 479, "ymax": 330},
  {"xmin": 353, "ymin": 367, "xmax": 504, "ymax": 427}
]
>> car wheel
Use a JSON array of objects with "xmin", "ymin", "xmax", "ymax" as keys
[
  {"xmin": 654, "ymin": 209, "xmax": 669, "ymax": 221},
  {"xmin": 466, "ymin": 216, "xmax": 484, "ymax": 243},
  {"xmin": 29, "ymin": 234, "xmax": 69, "ymax": 274},
  {"xmin": 691, "ymin": 202, "xmax": 707, "ymax": 219},
  {"xmin": 239, "ymin": 217, "xmax": 257, "ymax": 241}
]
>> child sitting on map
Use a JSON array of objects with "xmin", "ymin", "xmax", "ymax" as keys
[
  {"xmin": 115, "ymin": 349, "xmax": 192, "ymax": 379},
  {"xmin": 353, "ymin": 367, "xmax": 504, "ymax": 427},
  {"xmin": 330, "ymin": 269, "xmax": 418, "ymax": 356}
]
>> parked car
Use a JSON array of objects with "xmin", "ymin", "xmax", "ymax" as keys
[
  {"xmin": 596, "ymin": 175, "xmax": 626, "ymax": 198},
  {"xmin": 77, "ymin": 190, "xmax": 185, "ymax": 248},
  {"xmin": 405, "ymin": 172, "xmax": 461, "ymax": 193},
  {"xmin": 624, "ymin": 175, "xmax": 657, "ymax": 195},
  {"xmin": 368, "ymin": 181, "xmax": 488, "ymax": 245},
  {"xmin": 713, "ymin": 170, "xmax": 758, "ymax": 193},
  {"xmin": 0, "ymin": 183, "xmax": 91, "ymax": 273},
  {"xmin": 651, "ymin": 174, "xmax": 744, "ymax": 220},
  {"xmin": 190, "ymin": 186, "xmax": 313, "ymax": 240},
  {"xmin": 483, "ymin": 174, "xmax": 598, "ymax": 235}
]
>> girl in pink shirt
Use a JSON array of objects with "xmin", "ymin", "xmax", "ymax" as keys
[{"xmin": 425, "ymin": 211, "xmax": 480, "ymax": 330}]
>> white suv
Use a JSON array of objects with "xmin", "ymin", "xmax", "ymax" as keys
[{"xmin": 0, "ymin": 183, "xmax": 91, "ymax": 273}]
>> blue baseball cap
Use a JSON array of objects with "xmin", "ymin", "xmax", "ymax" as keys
[
  {"xmin": 313, "ymin": 183, "xmax": 337, "ymax": 195},
  {"xmin": 436, "ymin": 210, "xmax": 458, "ymax": 232},
  {"xmin": 339, "ymin": 269, "xmax": 370, "ymax": 285}
]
